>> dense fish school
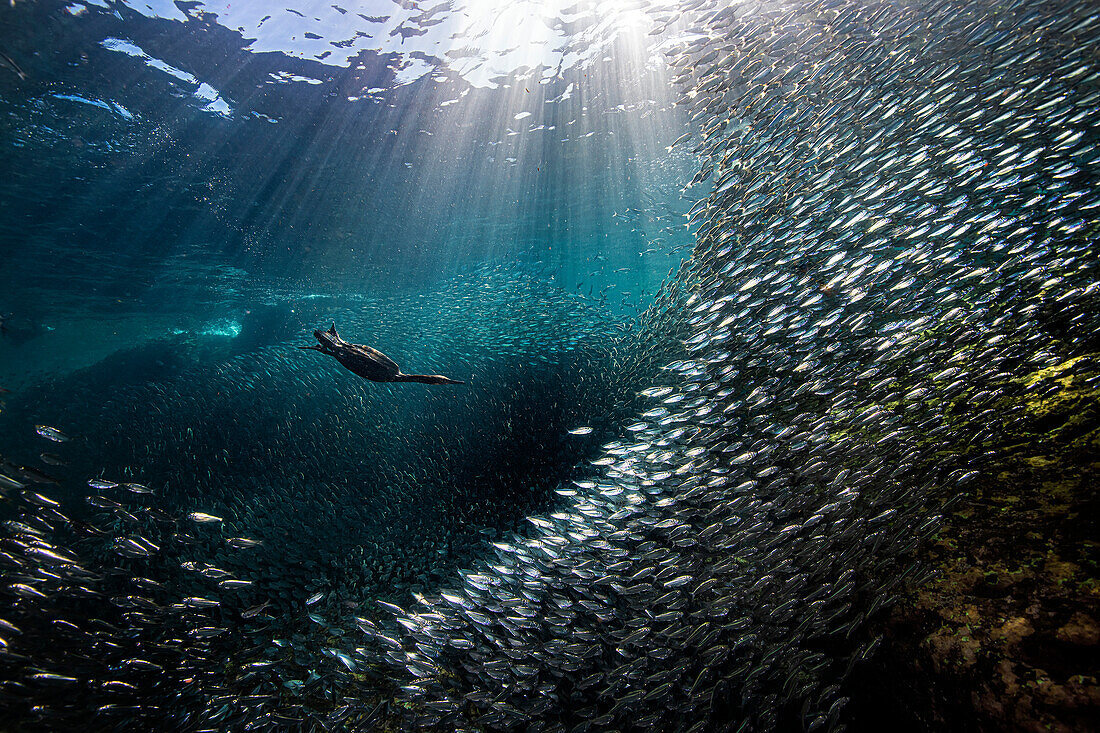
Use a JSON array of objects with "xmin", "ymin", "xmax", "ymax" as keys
[{"xmin": 2, "ymin": 0, "xmax": 1099, "ymax": 730}]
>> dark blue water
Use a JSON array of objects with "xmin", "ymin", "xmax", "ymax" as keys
[{"xmin": 1, "ymin": 0, "xmax": 1097, "ymax": 730}]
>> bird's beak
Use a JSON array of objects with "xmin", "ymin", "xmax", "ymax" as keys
[{"xmin": 298, "ymin": 344, "xmax": 321, "ymax": 351}]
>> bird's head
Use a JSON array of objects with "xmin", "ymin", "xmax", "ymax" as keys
[{"xmin": 299, "ymin": 323, "xmax": 340, "ymax": 353}]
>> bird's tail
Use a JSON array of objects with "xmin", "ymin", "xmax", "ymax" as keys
[{"xmin": 396, "ymin": 373, "xmax": 465, "ymax": 385}]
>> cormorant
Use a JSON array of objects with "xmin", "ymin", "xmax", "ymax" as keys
[{"xmin": 299, "ymin": 324, "xmax": 464, "ymax": 385}]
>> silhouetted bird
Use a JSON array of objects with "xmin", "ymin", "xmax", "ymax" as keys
[{"xmin": 299, "ymin": 324, "xmax": 464, "ymax": 385}]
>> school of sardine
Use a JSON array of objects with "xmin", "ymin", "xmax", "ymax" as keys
[{"xmin": 2, "ymin": 0, "xmax": 1099, "ymax": 730}]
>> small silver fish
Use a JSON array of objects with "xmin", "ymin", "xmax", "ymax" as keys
[
  {"xmin": 34, "ymin": 425, "xmax": 69, "ymax": 442},
  {"xmin": 241, "ymin": 600, "xmax": 272, "ymax": 619}
]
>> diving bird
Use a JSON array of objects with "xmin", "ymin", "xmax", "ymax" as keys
[{"xmin": 299, "ymin": 324, "xmax": 464, "ymax": 385}]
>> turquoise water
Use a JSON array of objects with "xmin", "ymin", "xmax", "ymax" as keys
[{"xmin": 0, "ymin": 0, "xmax": 1097, "ymax": 730}]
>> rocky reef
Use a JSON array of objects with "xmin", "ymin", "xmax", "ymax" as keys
[{"xmin": 851, "ymin": 351, "xmax": 1099, "ymax": 732}]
